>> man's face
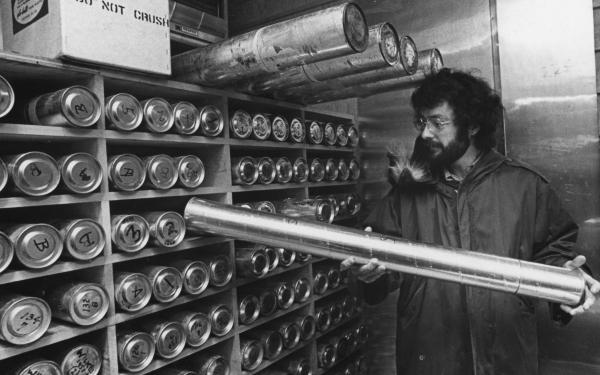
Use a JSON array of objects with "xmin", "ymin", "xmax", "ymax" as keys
[{"xmin": 414, "ymin": 102, "xmax": 470, "ymax": 167}]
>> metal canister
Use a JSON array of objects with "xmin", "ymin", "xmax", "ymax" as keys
[
  {"xmin": 256, "ymin": 289, "xmax": 278, "ymax": 317},
  {"xmin": 328, "ymin": 267, "xmax": 342, "ymax": 290},
  {"xmin": 254, "ymin": 201, "xmax": 276, "ymax": 214},
  {"xmin": 0, "ymin": 231, "xmax": 14, "ymax": 274},
  {"xmin": 349, "ymin": 159, "xmax": 360, "ymax": 181},
  {"xmin": 271, "ymin": 281, "xmax": 295, "ymax": 309},
  {"xmin": 313, "ymin": 271, "xmax": 329, "ymax": 295},
  {"xmin": 257, "ymin": 157, "xmax": 276, "ymax": 185},
  {"xmin": 271, "ymin": 116, "xmax": 289, "ymax": 142},
  {"xmin": 199, "ymin": 105, "xmax": 224, "ymax": 137},
  {"xmin": 248, "ymin": 330, "xmax": 283, "ymax": 360},
  {"xmin": 170, "ymin": 259, "xmax": 210, "ymax": 295},
  {"xmin": 142, "ymin": 211, "xmax": 186, "ymax": 248},
  {"xmin": 275, "ymin": 157, "xmax": 293, "ymax": 184},
  {"xmin": 175, "ymin": 155, "xmax": 205, "ymax": 189},
  {"xmin": 59, "ymin": 343, "xmax": 102, "ymax": 375},
  {"xmin": 338, "ymin": 159, "xmax": 350, "ymax": 182},
  {"xmin": 293, "ymin": 277, "xmax": 312, "ymax": 303},
  {"xmin": 355, "ymin": 355, "xmax": 368, "ymax": 375},
  {"xmin": 330, "ymin": 302, "xmax": 343, "ymax": 325},
  {"xmin": 297, "ymin": 315, "xmax": 316, "ymax": 341},
  {"xmin": 173, "ymin": 101, "xmax": 201, "ymax": 135},
  {"xmin": 140, "ymin": 98, "xmax": 174, "ymax": 133},
  {"xmin": 264, "ymin": 247, "xmax": 279, "ymax": 272},
  {"xmin": 236, "ymin": 246, "xmax": 269, "ymax": 279},
  {"xmin": 144, "ymin": 154, "xmax": 178, "ymax": 190},
  {"xmin": 105, "ymin": 93, "xmax": 143, "ymax": 131},
  {"xmin": 191, "ymin": 354, "xmax": 230, "ymax": 375},
  {"xmin": 278, "ymin": 321, "xmax": 301, "ymax": 349},
  {"xmin": 0, "ymin": 294, "xmax": 51, "ymax": 345},
  {"xmin": 251, "ymin": 113, "xmax": 272, "ymax": 141},
  {"xmin": 207, "ymin": 304, "xmax": 234, "ymax": 336},
  {"xmin": 336, "ymin": 125, "xmax": 349, "ymax": 147},
  {"xmin": 324, "ymin": 123, "xmax": 337, "ymax": 146},
  {"xmin": 142, "ymin": 320, "xmax": 187, "ymax": 359},
  {"xmin": 296, "ymin": 252, "xmax": 312, "ymax": 263},
  {"xmin": 236, "ymin": 202, "xmax": 253, "ymax": 210},
  {"xmin": 342, "ymin": 296, "xmax": 357, "ymax": 319},
  {"xmin": 307, "ymin": 121, "xmax": 324, "ymax": 145},
  {"xmin": 58, "ymin": 153, "xmax": 103, "ymax": 194},
  {"xmin": 289, "ymin": 118, "xmax": 305, "ymax": 143},
  {"xmin": 277, "ymin": 198, "xmax": 335, "ymax": 223},
  {"xmin": 275, "ymin": 358, "xmax": 312, "ymax": 375},
  {"xmin": 238, "ymin": 294, "xmax": 260, "ymax": 325},
  {"xmin": 141, "ymin": 265, "xmax": 184, "ymax": 303},
  {"xmin": 230, "ymin": 110, "xmax": 252, "ymax": 139},
  {"xmin": 209, "ymin": 255, "xmax": 233, "ymax": 287},
  {"xmin": 26, "ymin": 86, "xmax": 101, "ymax": 127},
  {"xmin": 309, "ymin": 158, "xmax": 325, "ymax": 182},
  {"xmin": 108, "ymin": 154, "xmax": 146, "ymax": 191},
  {"xmin": 292, "ymin": 157, "xmax": 308, "ymax": 183},
  {"xmin": 341, "ymin": 362, "xmax": 357, "ymax": 375},
  {"xmin": 47, "ymin": 282, "xmax": 109, "ymax": 326},
  {"xmin": 317, "ymin": 343, "xmax": 336, "ymax": 368},
  {"xmin": 277, "ymin": 248, "xmax": 295, "ymax": 267},
  {"xmin": 12, "ymin": 360, "xmax": 61, "ymax": 375},
  {"xmin": 356, "ymin": 324, "xmax": 369, "ymax": 346},
  {"xmin": 315, "ymin": 307, "xmax": 331, "ymax": 332},
  {"xmin": 346, "ymin": 193, "xmax": 362, "ymax": 216},
  {"xmin": 9, "ymin": 224, "xmax": 63, "ymax": 269},
  {"xmin": 114, "ymin": 272, "xmax": 152, "ymax": 312},
  {"xmin": 173, "ymin": 310, "xmax": 211, "ymax": 348},
  {"xmin": 331, "ymin": 333, "xmax": 351, "ymax": 359},
  {"xmin": 347, "ymin": 126, "xmax": 359, "ymax": 147},
  {"xmin": 324, "ymin": 158, "xmax": 339, "ymax": 182},
  {"xmin": 110, "ymin": 214, "xmax": 150, "ymax": 253},
  {"xmin": 231, "ymin": 156, "xmax": 258, "ymax": 185},
  {"xmin": 240, "ymin": 338, "xmax": 264, "ymax": 371},
  {"xmin": 0, "ymin": 158, "xmax": 8, "ymax": 193},
  {"xmin": 117, "ymin": 331, "xmax": 155, "ymax": 372},
  {"xmin": 0, "ymin": 74, "xmax": 15, "ymax": 118},
  {"xmin": 6, "ymin": 152, "xmax": 60, "ymax": 196}
]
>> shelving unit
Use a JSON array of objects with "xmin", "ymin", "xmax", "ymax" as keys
[{"xmin": 0, "ymin": 51, "xmax": 363, "ymax": 375}]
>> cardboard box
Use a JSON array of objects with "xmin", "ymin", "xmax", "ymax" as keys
[{"xmin": 1, "ymin": 0, "xmax": 171, "ymax": 75}]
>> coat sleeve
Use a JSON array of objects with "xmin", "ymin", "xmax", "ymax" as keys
[{"xmin": 355, "ymin": 187, "xmax": 404, "ymax": 305}]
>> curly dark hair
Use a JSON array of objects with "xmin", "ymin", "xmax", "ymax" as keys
[{"xmin": 410, "ymin": 68, "xmax": 503, "ymax": 151}]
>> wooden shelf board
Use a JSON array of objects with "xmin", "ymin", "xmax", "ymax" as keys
[
  {"xmin": 0, "ymin": 51, "xmax": 100, "ymax": 77},
  {"xmin": 105, "ymin": 130, "xmax": 227, "ymax": 146},
  {"xmin": 314, "ymin": 315, "xmax": 361, "ymax": 340},
  {"xmin": 107, "ymin": 186, "xmax": 225, "ymax": 201},
  {"xmin": 0, "ymin": 123, "xmax": 103, "ymax": 140},
  {"xmin": 314, "ymin": 286, "xmax": 348, "ymax": 302},
  {"xmin": 314, "ymin": 347, "xmax": 363, "ymax": 375},
  {"xmin": 242, "ymin": 340, "xmax": 313, "ymax": 375},
  {"xmin": 307, "ymin": 181, "xmax": 357, "ymax": 189},
  {"xmin": 230, "ymin": 183, "xmax": 306, "ymax": 193},
  {"xmin": 238, "ymin": 300, "xmax": 311, "ymax": 334},
  {"xmin": 0, "ymin": 257, "xmax": 107, "ymax": 286},
  {"xmin": 0, "ymin": 193, "xmax": 103, "ymax": 209},
  {"xmin": 118, "ymin": 332, "xmax": 236, "ymax": 375},
  {"xmin": 236, "ymin": 262, "xmax": 308, "ymax": 288},
  {"xmin": 228, "ymin": 92, "xmax": 305, "ymax": 111},
  {"xmin": 228, "ymin": 138, "xmax": 306, "ymax": 150},
  {"xmin": 109, "ymin": 237, "xmax": 231, "ymax": 264},
  {"xmin": 305, "ymin": 144, "xmax": 356, "ymax": 153},
  {"xmin": 304, "ymin": 108, "xmax": 356, "ymax": 121},
  {"xmin": 114, "ymin": 284, "xmax": 233, "ymax": 324}
]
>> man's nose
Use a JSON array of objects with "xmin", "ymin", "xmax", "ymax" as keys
[{"xmin": 420, "ymin": 125, "xmax": 435, "ymax": 140}]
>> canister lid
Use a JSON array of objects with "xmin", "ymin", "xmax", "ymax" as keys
[
  {"xmin": 105, "ymin": 93, "xmax": 143, "ymax": 131},
  {"xmin": 209, "ymin": 255, "xmax": 233, "ymax": 287},
  {"xmin": 199, "ymin": 105, "xmax": 224, "ymax": 137},
  {"xmin": 264, "ymin": 247, "xmax": 279, "ymax": 271},
  {"xmin": 239, "ymin": 295, "xmax": 260, "ymax": 324},
  {"xmin": 181, "ymin": 260, "xmax": 210, "ymax": 295},
  {"xmin": 0, "ymin": 158, "xmax": 8, "ymax": 193},
  {"xmin": 328, "ymin": 268, "xmax": 342, "ymax": 288},
  {"xmin": 324, "ymin": 159, "xmax": 339, "ymax": 181},
  {"xmin": 16, "ymin": 360, "xmax": 61, "ymax": 375},
  {"xmin": 1, "ymin": 296, "xmax": 51, "ymax": 345},
  {"xmin": 173, "ymin": 101, "xmax": 200, "ymax": 135},
  {"xmin": 151, "ymin": 211, "xmax": 186, "ymax": 248},
  {"xmin": 254, "ymin": 201, "xmax": 276, "ymax": 214},
  {"xmin": 290, "ymin": 118, "xmax": 305, "ymax": 143},
  {"xmin": 59, "ymin": 152, "xmax": 103, "ymax": 194},
  {"xmin": 310, "ymin": 158, "xmax": 325, "ymax": 182},
  {"xmin": 277, "ymin": 248, "xmax": 295, "ymax": 266},
  {"xmin": 209, "ymin": 305, "xmax": 233, "ymax": 336},
  {"xmin": 118, "ymin": 332, "xmax": 155, "ymax": 372},
  {"xmin": 182, "ymin": 312, "xmax": 211, "ymax": 347},
  {"xmin": 316, "ymin": 309, "xmax": 331, "ymax": 331},
  {"xmin": 343, "ymin": 3, "xmax": 369, "ymax": 52},
  {"xmin": 60, "ymin": 344, "xmax": 102, "ymax": 375},
  {"xmin": 336, "ymin": 125, "xmax": 349, "ymax": 147},
  {"xmin": 293, "ymin": 158, "xmax": 308, "ymax": 182},
  {"xmin": 151, "ymin": 267, "xmax": 183, "ymax": 302},
  {"xmin": 259, "ymin": 290, "xmax": 277, "ymax": 316},
  {"xmin": 63, "ymin": 218, "xmax": 105, "ymax": 260},
  {"xmin": 112, "ymin": 215, "xmax": 150, "ymax": 252},
  {"xmin": 241, "ymin": 339, "xmax": 263, "ymax": 370},
  {"xmin": 251, "ymin": 113, "xmax": 271, "ymax": 140},
  {"xmin": 349, "ymin": 159, "xmax": 360, "ymax": 180},
  {"xmin": 12, "ymin": 224, "xmax": 63, "ymax": 269},
  {"xmin": 230, "ymin": 110, "xmax": 252, "ymax": 138},
  {"xmin": 176, "ymin": 155, "xmax": 205, "ymax": 188},
  {"xmin": 399, "ymin": 35, "xmax": 419, "ymax": 75},
  {"xmin": 299, "ymin": 315, "xmax": 316, "ymax": 340},
  {"xmin": 294, "ymin": 277, "xmax": 312, "ymax": 302},
  {"xmin": 69, "ymin": 283, "xmax": 109, "ymax": 326},
  {"xmin": 308, "ymin": 121, "xmax": 323, "ymax": 144},
  {"xmin": 257, "ymin": 157, "xmax": 276, "ymax": 184},
  {"xmin": 155, "ymin": 321, "xmax": 186, "ymax": 358},
  {"xmin": 338, "ymin": 159, "xmax": 350, "ymax": 181},
  {"xmin": 0, "ymin": 74, "xmax": 15, "ymax": 118},
  {"xmin": 115, "ymin": 273, "xmax": 152, "ymax": 312},
  {"xmin": 62, "ymin": 86, "xmax": 101, "ymax": 128},
  {"xmin": 0, "ymin": 231, "xmax": 14, "ymax": 273},
  {"xmin": 324, "ymin": 123, "xmax": 337, "ymax": 146},
  {"xmin": 281, "ymin": 322, "xmax": 301, "ymax": 349},
  {"xmin": 275, "ymin": 157, "xmax": 293, "ymax": 183},
  {"xmin": 264, "ymin": 331, "xmax": 283, "ymax": 359},
  {"xmin": 313, "ymin": 272, "xmax": 329, "ymax": 294},
  {"xmin": 146, "ymin": 154, "xmax": 177, "ymax": 189},
  {"xmin": 201, "ymin": 355, "xmax": 230, "ymax": 375},
  {"xmin": 109, "ymin": 154, "xmax": 145, "ymax": 191},
  {"xmin": 11, "ymin": 152, "xmax": 60, "ymax": 196},
  {"xmin": 379, "ymin": 23, "xmax": 400, "ymax": 65},
  {"xmin": 271, "ymin": 116, "xmax": 289, "ymax": 141},
  {"xmin": 347, "ymin": 126, "xmax": 359, "ymax": 147},
  {"xmin": 142, "ymin": 98, "xmax": 174, "ymax": 133},
  {"xmin": 275, "ymin": 282, "xmax": 295, "ymax": 309},
  {"xmin": 236, "ymin": 156, "xmax": 258, "ymax": 185}
]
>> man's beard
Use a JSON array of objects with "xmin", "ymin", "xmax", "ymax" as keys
[{"xmin": 420, "ymin": 127, "xmax": 470, "ymax": 168}]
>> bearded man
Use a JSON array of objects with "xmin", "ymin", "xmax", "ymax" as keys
[{"xmin": 342, "ymin": 68, "xmax": 600, "ymax": 375}]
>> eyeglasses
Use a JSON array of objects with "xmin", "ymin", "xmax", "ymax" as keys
[{"xmin": 413, "ymin": 116, "xmax": 452, "ymax": 132}]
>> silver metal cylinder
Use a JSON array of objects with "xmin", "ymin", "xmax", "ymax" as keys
[
  {"xmin": 324, "ymin": 158, "xmax": 339, "ymax": 182},
  {"xmin": 199, "ymin": 105, "xmax": 224, "ymax": 137},
  {"xmin": 59, "ymin": 343, "xmax": 102, "ymax": 375},
  {"xmin": 140, "ymin": 98, "xmax": 174, "ymax": 133},
  {"xmin": 324, "ymin": 123, "xmax": 337, "ymax": 146},
  {"xmin": 117, "ymin": 331, "xmax": 155, "ymax": 372},
  {"xmin": 307, "ymin": 121, "xmax": 324, "ymax": 145},
  {"xmin": 141, "ymin": 265, "xmax": 184, "ymax": 303},
  {"xmin": 247, "ymin": 329, "xmax": 283, "ymax": 360},
  {"xmin": 175, "ymin": 155, "xmax": 205, "ymax": 189},
  {"xmin": 105, "ymin": 93, "xmax": 143, "ymax": 131},
  {"xmin": 7, "ymin": 152, "xmax": 60, "ymax": 196},
  {"xmin": 254, "ymin": 201, "xmax": 277, "ymax": 214},
  {"xmin": 0, "ymin": 158, "xmax": 8, "ymax": 194},
  {"xmin": 255, "ymin": 288, "xmax": 278, "ymax": 317},
  {"xmin": 239, "ymin": 294, "xmax": 261, "ymax": 325},
  {"xmin": 313, "ymin": 271, "xmax": 329, "ymax": 295},
  {"xmin": 338, "ymin": 159, "xmax": 350, "ymax": 181},
  {"xmin": 173, "ymin": 310, "xmax": 211, "ymax": 348},
  {"xmin": 26, "ymin": 86, "xmax": 101, "ymax": 128},
  {"xmin": 251, "ymin": 113, "xmax": 272, "ymax": 141},
  {"xmin": 329, "ymin": 302, "xmax": 343, "ymax": 325},
  {"xmin": 0, "ymin": 231, "xmax": 14, "ymax": 274},
  {"xmin": 209, "ymin": 255, "xmax": 233, "ymax": 287},
  {"xmin": 240, "ymin": 338, "xmax": 264, "ymax": 371},
  {"xmin": 274, "ymin": 357, "xmax": 312, "ymax": 375},
  {"xmin": 12, "ymin": 360, "xmax": 61, "ymax": 375},
  {"xmin": 0, "ymin": 74, "xmax": 15, "ymax": 118},
  {"xmin": 315, "ymin": 307, "xmax": 331, "ymax": 332},
  {"xmin": 289, "ymin": 118, "xmax": 306, "ymax": 143},
  {"xmin": 184, "ymin": 199, "xmax": 586, "ymax": 305},
  {"xmin": 278, "ymin": 321, "xmax": 301, "ymax": 349},
  {"xmin": 144, "ymin": 154, "xmax": 178, "ymax": 190},
  {"xmin": 293, "ymin": 277, "xmax": 312, "ymax": 302},
  {"xmin": 114, "ymin": 272, "xmax": 152, "ymax": 312},
  {"xmin": 191, "ymin": 354, "xmax": 230, "ymax": 375},
  {"xmin": 46, "ymin": 282, "xmax": 109, "ymax": 326},
  {"xmin": 170, "ymin": 259, "xmax": 210, "ymax": 295},
  {"xmin": 0, "ymin": 294, "xmax": 51, "ymax": 345},
  {"xmin": 9, "ymin": 223, "xmax": 63, "ymax": 269},
  {"xmin": 276, "ymin": 198, "xmax": 335, "ymax": 223},
  {"xmin": 230, "ymin": 109, "xmax": 252, "ymax": 139},
  {"xmin": 58, "ymin": 153, "xmax": 103, "ymax": 194},
  {"xmin": 207, "ymin": 304, "xmax": 234, "ymax": 337},
  {"xmin": 172, "ymin": 101, "xmax": 201, "ymax": 135},
  {"xmin": 231, "ymin": 156, "xmax": 259, "ymax": 185},
  {"xmin": 349, "ymin": 159, "xmax": 361, "ymax": 181},
  {"xmin": 257, "ymin": 157, "xmax": 276, "ymax": 185},
  {"xmin": 142, "ymin": 211, "xmax": 187, "ymax": 248},
  {"xmin": 292, "ymin": 158, "xmax": 309, "ymax": 183},
  {"xmin": 347, "ymin": 126, "xmax": 359, "ymax": 147},
  {"xmin": 171, "ymin": 3, "xmax": 369, "ymax": 86},
  {"xmin": 275, "ymin": 157, "xmax": 293, "ymax": 184},
  {"xmin": 111, "ymin": 214, "xmax": 150, "ymax": 253},
  {"xmin": 277, "ymin": 248, "xmax": 296, "ymax": 267},
  {"xmin": 310, "ymin": 158, "xmax": 325, "ymax": 182},
  {"xmin": 142, "ymin": 320, "xmax": 187, "ymax": 359},
  {"xmin": 298, "ymin": 315, "xmax": 316, "ymax": 341},
  {"xmin": 270, "ymin": 281, "xmax": 295, "ymax": 309},
  {"xmin": 265, "ymin": 246, "xmax": 280, "ymax": 271},
  {"xmin": 337, "ymin": 125, "xmax": 349, "ymax": 147},
  {"xmin": 236, "ymin": 246, "xmax": 269, "ymax": 279},
  {"xmin": 108, "ymin": 154, "xmax": 146, "ymax": 191},
  {"xmin": 271, "ymin": 116, "xmax": 290, "ymax": 142},
  {"xmin": 317, "ymin": 343, "xmax": 337, "ymax": 368}
]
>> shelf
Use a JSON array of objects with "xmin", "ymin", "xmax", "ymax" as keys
[
  {"xmin": 230, "ymin": 183, "xmax": 306, "ymax": 193},
  {"xmin": 114, "ymin": 284, "xmax": 233, "ymax": 324},
  {"xmin": 242, "ymin": 340, "xmax": 313, "ymax": 375},
  {"xmin": 0, "ymin": 320, "xmax": 109, "ymax": 360},
  {"xmin": 0, "ymin": 123, "xmax": 103, "ymax": 140},
  {"xmin": 229, "ymin": 138, "xmax": 305, "ymax": 150},
  {"xmin": 107, "ymin": 187, "xmax": 226, "ymax": 201},
  {"xmin": 307, "ymin": 181, "xmax": 357, "ymax": 189},
  {"xmin": 0, "ymin": 193, "xmax": 103, "ymax": 209},
  {"xmin": 119, "ymin": 332, "xmax": 236, "ymax": 375},
  {"xmin": 105, "ymin": 130, "xmax": 227, "ymax": 147},
  {"xmin": 314, "ymin": 286, "xmax": 348, "ymax": 302},
  {"xmin": 0, "ymin": 51, "xmax": 99, "ymax": 77},
  {"xmin": 228, "ymin": 91, "xmax": 305, "ymax": 111},
  {"xmin": 109, "ymin": 237, "xmax": 231, "ymax": 264},
  {"xmin": 305, "ymin": 144, "xmax": 356, "ymax": 153},
  {"xmin": 314, "ymin": 347, "xmax": 363, "ymax": 375},
  {"xmin": 238, "ymin": 300, "xmax": 311, "ymax": 334},
  {"xmin": 0, "ymin": 257, "xmax": 107, "ymax": 286},
  {"xmin": 314, "ymin": 315, "xmax": 360, "ymax": 340},
  {"xmin": 236, "ymin": 262, "xmax": 308, "ymax": 288}
]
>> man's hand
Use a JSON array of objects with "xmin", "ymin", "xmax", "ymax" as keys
[
  {"xmin": 560, "ymin": 255, "xmax": 600, "ymax": 315},
  {"xmin": 340, "ymin": 226, "xmax": 386, "ymax": 283}
]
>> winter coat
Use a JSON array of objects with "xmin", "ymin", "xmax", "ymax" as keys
[{"xmin": 361, "ymin": 149, "xmax": 578, "ymax": 375}]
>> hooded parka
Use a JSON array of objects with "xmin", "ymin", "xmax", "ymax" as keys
[{"xmin": 362, "ymin": 149, "xmax": 578, "ymax": 375}]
